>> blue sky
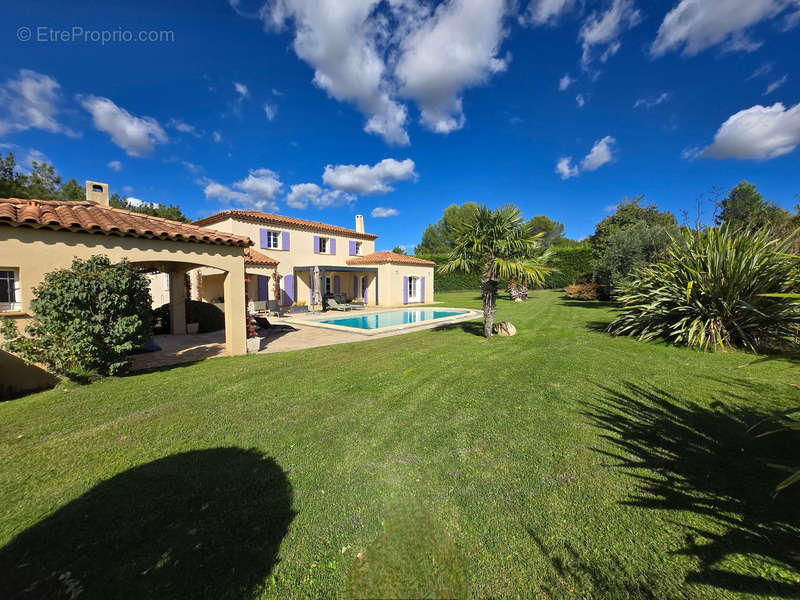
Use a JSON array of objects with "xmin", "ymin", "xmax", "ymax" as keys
[{"xmin": 2, "ymin": 0, "xmax": 799, "ymax": 250}]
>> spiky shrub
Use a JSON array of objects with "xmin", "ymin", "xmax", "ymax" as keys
[
  {"xmin": 0, "ymin": 255, "xmax": 153, "ymax": 379},
  {"xmin": 608, "ymin": 226, "xmax": 800, "ymax": 351}
]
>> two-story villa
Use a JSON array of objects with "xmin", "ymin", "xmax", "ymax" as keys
[{"xmin": 191, "ymin": 210, "xmax": 435, "ymax": 308}]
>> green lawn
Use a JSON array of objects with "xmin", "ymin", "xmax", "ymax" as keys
[{"xmin": 1, "ymin": 290, "xmax": 798, "ymax": 599}]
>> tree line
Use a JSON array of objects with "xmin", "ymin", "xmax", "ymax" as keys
[{"xmin": 0, "ymin": 152, "xmax": 189, "ymax": 222}]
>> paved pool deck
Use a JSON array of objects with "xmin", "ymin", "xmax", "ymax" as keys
[{"xmin": 130, "ymin": 307, "xmax": 481, "ymax": 371}]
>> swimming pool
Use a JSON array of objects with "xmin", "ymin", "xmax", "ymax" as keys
[{"xmin": 316, "ymin": 308, "xmax": 469, "ymax": 330}]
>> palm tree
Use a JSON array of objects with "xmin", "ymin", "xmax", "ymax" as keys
[{"xmin": 440, "ymin": 204, "xmax": 553, "ymax": 338}]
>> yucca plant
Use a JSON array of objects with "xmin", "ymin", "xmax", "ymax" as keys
[
  {"xmin": 608, "ymin": 226, "xmax": 800, "ymax": 351},
  {"xmin": 440, "ymin": 204, "xmax": 553, "ymax": 338}
]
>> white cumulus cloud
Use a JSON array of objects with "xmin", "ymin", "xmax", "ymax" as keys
[
  {"xmin": 262, "ymin": 0, "xmax": 510, "ymax": 144},
  {"xmin": 371, "ymin": 206, "xmax": 399, "ymax": 217},
  {"xmin": 581, "ymin": 135, "xmax": 616, "ymax": 170},
  {"xmin": 576, "ymin": 93, "xmax": 585, "ymax": 107},
  {"xmin": 395, "ymin": 0, "xmax": 510, "ymax": 134},
  {"xmin": 0, "ymin": 69, "xmax": 79, "ymax": 137},
  {"xmin": 79, "ymin": 95, "xmax": 167, "ymax": 157},
  {"xmin": 555, "ymin": 156, "xmax": 579, "ymax": 179},
  {"xmin": 650, "ymin": 0, "xmax": 797, "ymax": 58},
  {"xmin": 559, "ymin": 73, "xmax": 574, "ymax": 91},
  {"xmin": 265, "ymin": 0, "xmax": 410, "ymax": 145},
  {"xmin": 234, "ymin": 82, "xmax": 249, "ymax": 98},
  {"xmin": 699, "ymin": 102, "xmax": 800, "ymax": 160},
  {"xmin": 264, "ymin": 103, "xmax": 277, "ymax": 121},
  {"xmin": 168, "ymin": 118, "xmax": 202, "ymax": 137},
  {"xmin": 107, "ymin": 160, "xmax": 122, "ymax": 171},
  {"xmin": 203, "ymin": 168, "xmax": 283, "ymax": 211},
  {"xmin": 322, "ymin": 158, "xmax": 417, "ymax": 194}
]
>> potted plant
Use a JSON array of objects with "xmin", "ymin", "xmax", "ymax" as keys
[{"xmin": 289, "ymin": 300, "xmax": 309, "ymax": 314}]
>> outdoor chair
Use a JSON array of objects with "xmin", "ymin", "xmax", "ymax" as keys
[
  {"xmin": 326, "ymin": 298, "xmax": 352, "ymax": 311},
  {"xmin": 252, "ymin": 300, "xmax": 267, "ymax": 315}
]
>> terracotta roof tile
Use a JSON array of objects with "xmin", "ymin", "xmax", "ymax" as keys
[
  {"xmin": 0, "ymin": 198, "xmax": 252, "ymax": 247},
  {"xmin": 347, "ymin": 251, "xmax": 435, "ymax": 266},
  {"xmin": 244, "ymin": 247, "xmax": 279, "ymax": 267},
  {"xmin": 194, "ymin": 209, "xmax": 378, "ymax": 240}
]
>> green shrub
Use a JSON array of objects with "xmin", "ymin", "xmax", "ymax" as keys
[
  {"xmin": 594, "ymin": 221, "xmax": 679, "ymax": 296},
  {"xmin": 609, "ymin": 227, "xmax": 800, "ymax": 351},
  {"xmin": 565, "ymin": 282, "xmax": 600, "ymax": 300},
  {"xmin": 153, "ymin": 300, "xmax": 225, "ymax": 334},
  {"xmin": 0, "ymin": 255, "xmax": 153, "ymax": 379}
]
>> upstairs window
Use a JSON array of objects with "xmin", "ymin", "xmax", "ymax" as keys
[
  {"xmin": 355, "ymin": 241, "xmax": 363, "ymax": 255},
  {"xmin": 263, "ymin": 230, "xmax": 280, "ymax": 249},
  {"xmin": 0, "ymin": 269, "xmax": 20, "ymax": 312},
  {"xmin": 319, "ymin": 237, "xmax": 328, "ymax": 253}
]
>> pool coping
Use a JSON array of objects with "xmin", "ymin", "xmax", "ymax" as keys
[{"xmin": 271, "ymin": 306, "xmax": 483, "ymax": 336}]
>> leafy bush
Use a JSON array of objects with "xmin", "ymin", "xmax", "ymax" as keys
[
  {"xmin": 153, "ymin": 300, "xmax": 225, "ymax": 334},
  {"xmin": 565, "ymin": 282, "xmax": 600, "ymax": 300},
  {"xmin": 609, "ymin": 227, "xmax": 800, "ymax": 351},
  {"xmin": 594, "ymin": 221, "xmax": 679, "ymax": 296},
  {"xmin": 0, "ymin": 255, "xmax": 153, "ymax": 379}
]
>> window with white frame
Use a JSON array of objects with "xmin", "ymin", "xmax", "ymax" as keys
[
  {"xmin": 319, "ymin": 237, "xmax": 328, "ymax": 253},
  {"xmin": 264, "ymin": 230, "xmax": 280, "ymax": 249},
  {"xmin": 0, "ymin": 269, "xmax": 21, "ymax": 312},
  {"xmin": 407, "ymin": 276, "xmax": 420, "ymax": 302},
  {"xmin": 355, "ymin": 241, "xmax": 363, "ymax": 255}
]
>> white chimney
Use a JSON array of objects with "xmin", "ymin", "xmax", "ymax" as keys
[
  {"xmin": 355, "ymin": 214, "xmax": 364, "ymax": 233},
  {"xmin": 85, "ymin": 181, "xmax": 109, "ymax": 206}
]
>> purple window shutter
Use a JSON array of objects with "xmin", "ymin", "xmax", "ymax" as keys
[
  {"xmin": 334, "ymin": 275, "xmax": 340, "ymax": 294},
  {"xmin": 403, "ymin": 276, "xmax": 408, "ymax": 304},
  {"xmin": 349, "ymin": 240, "xmax": 356, "ymax": 255},
  {"xmin": 282, "ymin": 231, "xmax": 289, "ymax": 251},
  {"xmin": 420, "ymin": 276, "xmax": 425, "ymax": 303},
  {"xmin": 283, "ymin": 274, "xmax": 294, "ymax": 305},
  {"xmin": 258, "ymin": 275, "xmax": 268, "ymax": 301},
  {"xmin": 330, "ymin": 238, "xmax": 336, "ymax": 255},
  {"xmin": 259, "ymin": 228, "xmax": 268, "ymax": 249},
  {"xmin": 313, "ymin": 236, "xmax": 319, "ymax": 253},
  {"xmin": 353, "ymin": 276, "xmax": 358, "ymax": 299}
]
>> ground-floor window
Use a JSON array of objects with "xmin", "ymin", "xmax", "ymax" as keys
[
  {"xmin": 325, "ymin": 275, "xmax": 332, "ymax": 295},
  {"xmin": 0, "ymin": 268, "xmax": 21, "ymax": 312},
  {"xmin": 361, "ymin": 276, "xmax": 367, "ymax": 302},
  {"xmin": 407, "ymin": 275, "xmax": 420, "ymax": 302}
]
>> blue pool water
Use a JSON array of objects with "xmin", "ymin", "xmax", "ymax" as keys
[{"xmin": 317, "ymin": 308, "xmax": 468, "ymax": 330}]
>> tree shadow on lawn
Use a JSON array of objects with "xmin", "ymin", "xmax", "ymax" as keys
[
  {"xmin": 431, "ymin": 320, "xmax": 485, "ymax": 338},
  {"xmin": 582, "ymin": 382, "xmax": 800, "ymax": 598},
  {"xmin": 559, "ymin": 300, "xmax": 616, "ymax": 310},
  {"xmin": 0, "ymin": 447, "xmax": 295, "ymax": 600}
]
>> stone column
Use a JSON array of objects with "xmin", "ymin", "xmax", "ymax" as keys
[
  {"xmin": 223, "ymin": 261, "xmax": 247, "ymax": 356},
  {"xmin": 168, "ymin": 270, "xmax": 187, "ymax": 335}
]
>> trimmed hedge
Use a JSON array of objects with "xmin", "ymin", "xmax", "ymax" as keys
[
  {"xmin": 153, "ymin": 300, "xmax": 225, "ymax": 334},
  {"xmin": 416, "ymin": 246, "xmax": 595, "ymax": 291},
  {"xmin": 543, "ymin": 246, "xmax": 595, "ymax": 289}
]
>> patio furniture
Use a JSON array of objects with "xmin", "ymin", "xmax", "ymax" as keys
[
  {"xmin": 252, "ymin": 300, "xmax": 268, "ymax": 315},
  {"xmin": 326, "ymin": 298, "xmax": 352, "ymax": 311},
  {"xmin": 268, "ymin": 300, "xmax": 281, "ymax": 316}
]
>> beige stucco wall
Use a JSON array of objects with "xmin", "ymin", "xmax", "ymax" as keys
[
  {"xmin": 147, "ymin": 272, "xmax": 171, "ymax": 308},
  {"xmin": 202, "ymin": 216, "xmax": 377, "ymax": 304},
  {"xmin": 199, "ymin": 216, "xmax": 434, "ymax": 307},
  {"xmin": 0, "ymin": 226, "xmax": 248, "ymax": 356},
  {"xmin": 376, "ymin": 263, "xmax": 435, "ymax": 307}
]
